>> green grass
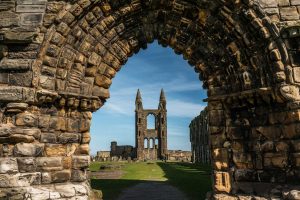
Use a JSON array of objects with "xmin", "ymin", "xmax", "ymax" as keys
[
  {"xmin": 90, "ymin": 161, "xmax": 212, "ymax": 200},
  {"xmin": 122, "ymin": 162, "xmax": 167, "ymax": 181}
]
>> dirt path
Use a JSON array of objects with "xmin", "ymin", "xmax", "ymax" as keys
[{"xmin": 117, "ymin": 181, "xmax": 189, "ymax": 200}]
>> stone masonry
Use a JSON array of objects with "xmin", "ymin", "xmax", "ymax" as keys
[
  {"xmin": 190, "ymin": 108, "xmax": 211, "ymax": 164},
  {"xmin": 0, "ymin": 0, "xmax": 300, "ymax": 199},
  {"xmin": 135, "ymin": 89, "xmax": 167, "ymax": 160}
]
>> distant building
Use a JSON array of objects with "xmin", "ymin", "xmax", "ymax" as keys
[
  {"xmin": 167, "ymin": 150, "xmax": 192, "ymax": 162},
  {"xmin": 189, "ymin": 108, "xmax": 211, "ymax": 164},
  {"xmin": 96, "ymin": 151, "xmax": 110, "ymax": 161},
  {"xmin": 96, "ymin": 89, "xmax": 192, "ymax": 162},
  {"xmin": 110, "ymin": 141, "xmax": 135, "ymax": 160},
  {"xmin": 135, "ymin": 89, "xmax": 168, "ymax": 160}
]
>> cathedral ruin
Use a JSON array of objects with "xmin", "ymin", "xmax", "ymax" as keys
[{"xmin": 135, "ymin": 89, "xmax": 167, "ymax": 160}]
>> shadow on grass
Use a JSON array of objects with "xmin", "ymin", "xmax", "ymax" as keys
[
  {"xmin": 91, "ymin": 179, "xmax": 152, "ymax": 200},
  {"xmin": 91, "ymin": 162, "xmax": 212, "ymax": 200},
  {"xmin": 157, "ymin": 162, "xmax": 212, "ymax": 200}
]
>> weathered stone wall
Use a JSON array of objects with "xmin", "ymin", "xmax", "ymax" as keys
[
  {"xmin": 95, "ymin": 151, "xmax": 110, "ymax": 162},
  {"xmin": 110, "ymin": 141, "xmax": 135, "ymax": 160},
  {"xmin": 0, "ymin": 0, "xmax": 300, "ymax": 199},
  {"xmin": 190, "ymin": 108, "xmax": 211, "ymax": 164},
  {"xmin": 166, "ymin": 150, "xmax": 192, "ymax": 162}
]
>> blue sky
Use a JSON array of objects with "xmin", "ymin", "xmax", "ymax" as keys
[{"xmin": 90, "ymin": 41, "xmax": 207, "ymax": 155}]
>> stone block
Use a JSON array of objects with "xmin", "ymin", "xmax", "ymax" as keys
[
  {"xmin": 72, "ymin": 156, "xmax": 90, "ymax": 169},
  {"xmin": 40, "ymin": 132, "xmax": 57, "ymax": 143},
  {"xmin": 234, "ymin": 169, "xmax": 255, "ymax": 181},
  {"xmin": 40, "ymin": 75, "xmax": 55, "ymax": 90},
  {"xmin": 71, "ymin": 169, "xmax": 86, "ymax": 182},
  {"xmin": 256, "ymin": 126, "xmax": 282, "ymax": 140},
  {"xmin": 291, "ymin": 0, "xmax": 300, "ymax": 5},
  {"xmin": 15, "ymin": 112, "xmax": 38, "ymax": 127},
  {"xmin": 293, "ymin": 153, "xmax": 300, "ymax": 167},
  {"xmin": 45, "ymin": 144, "xmax": 67, "ymax": 157},
  {"xmin": 14, "ymin": 143, "xmax": 44, "ymax": 157},
  {"xmin": 264, "ymin": 153, "xmax": 288, "ymax": 168},
  {"xmin": 2, "ymin": 31, "xmax": 37, "ymax": 44},
  {"xmin": 0, "ymin": 158, "xmax": 18, "ymax": 173},
  {"xmin": 19, "ymin": 13, "xmax": 44, "ymax": 26},
  {"xmin": 94, "ymin": 74, "xmax": 112, "ymax": 88},
  {"xmin": 7, "ymin": 103, "xmax": 28, "ymax": 111},
  {"xmin": 282, "ymin": 123, "xmax": 300, "ymax": 139},
  {"xmin": 9, "ymin": 71, "xmax": 34, "ymax": 88},
  {"xmin": 209, "ymin": 110, "xmax": 225, "ymax": 126},
  {"xmin": 280, "ymin": 7, "xmax": 299, "ymax": 20},
  {"xmin": 66, "ymin": 118, "xmax": 79, "ymax": 132},
  {"xmin": 12, "ymin": 128, "xmax": 41, "ymax": 140},
  {"xmin": 37, "ymin": 157, "xmax": 63, "ymax": 171},
  {"xmin": 278, "ymin": 0, "xmax": 290, "ymax": 6},
  {"xmin": 9, "ymin": 134, "xmax": 35, "ymax": 143},
  {"xmin": 17, "ymin": 157, "xmax": 37, "ymax": 172},
  {"xmin": 0, "ymin": 11, "xmax": 18, "ymax": 28},
  {"xmin": 0, "ymin": 125, "xmax": 12, "ymax": 137},
  {"xmin": 41, "ymin": 172, "xmax": 51, "ymax": 184},
  {"xmin": 259, "ymin": 0, "xmax": 278, "ymax": 8},
  {"xmin": 55, "ymin": 184, "xmax": 76, "ymax": 198},
  {"xmin": 92, "ymin": 85, "xmax": 110, "ymax": 99},
  {"xmin": 0, "ymin": 58, "xmax": 31, "ymax": 71},
  {"xmin": 76, "ymin": 144, "xmax": 89, "ymax": 155},
  {"xmin": 51, "ymin": 170, "xmax": 71, "ymax": 183},
  {"xmin": 58, "ymin": 133, "xmax": 81, "ymax": 144},
  {"xmin": 291, "ymin": 140, "xmax": 300, "ymax": 151},
  {"xmin": 82, "ymin": 132, "xmax": 91, "ymax": 144},
  {"xmin": 16, "ymin": 4, "xmax": 46, "ymax": 12},
  {"xmin": 0, "ymin": 172, "xmax": 41, "ymax": 187},
  {"xmin": 38, "ymin": 115, "xmax": 50, "ymax": 129}
]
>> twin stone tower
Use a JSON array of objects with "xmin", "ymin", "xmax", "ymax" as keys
[{"xmin": 135, "ymin": 89, "xmax": 168, "ymax": 160}]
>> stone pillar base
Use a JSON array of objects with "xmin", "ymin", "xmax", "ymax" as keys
[{"xmin": 0, "ymin": 182, "xmax": 102, "ymax": 200}]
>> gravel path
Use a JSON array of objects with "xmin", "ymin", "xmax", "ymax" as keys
[{"xmin": 117, "ymin": 181, "xmax": 188, "ymax": 200}]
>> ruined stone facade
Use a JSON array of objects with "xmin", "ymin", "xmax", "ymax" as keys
[
  {"xmin": 0, "ymin": 0, "xmax": 300, "ymax": 199},
  {"xmin": 95, "ymin": 151, "xmax": 110, "ymax": 162},
  {"xmin": 166, "ymin": 150, "xmax": 192, "ymax": 162},
  {"xmin": 135, "ymin": 89, "xmax": 167, "ymax": 160},
  {"xmin": 190, "ymin": 108, "xmax": 211, "ymax": 164},
  {"xmin": 110, "ymin": 141, "xmax": 135, "ymax": 160}
]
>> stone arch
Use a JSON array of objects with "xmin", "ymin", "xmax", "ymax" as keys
[
  {"xmin": 33, "ymin": 0, "xmax": 293, "ymax": 108},
  {"xmin": 0, "ymin": 0, "xmax": 300, "ymax": 199}
]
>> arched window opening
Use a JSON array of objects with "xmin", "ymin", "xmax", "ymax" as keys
[
  {"xmin": 138, "ymin": 131, "xmax": 141, "ymax": 136},
  {"xmin": 161, "ymin": 117, "xmax": 164, "ymax": 124},
  {"xmin": 144, "ymin": 138, "xmax": 148, "ymax": 149},
  {"xmin": 155, "ymin": 138, "xmax": 159, "ymax": 148},
  {"xmin": 138, "ymin": 118, "xmax": 141, "ymax": 123},
  {"xmin": 162, "ymin": 131, "xmax": 164, "ymax": 136},
  {"xmin": 147, "ymin": 114, "xmax": 155, "ymax": 129},
  {"xmin": 150, "ymin": 138, "xmax": 154, "ymax": 148}
]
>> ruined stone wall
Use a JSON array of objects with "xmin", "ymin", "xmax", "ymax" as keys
[
  {"xmin": 0, "ymin": 0, "xmax": 300, "ymax": 199},
  {"xmin": 190, "ymin": 108, "xmax": 211, "ymax": 164},
  {"xmin": 166, "ymin": 150, "xmax": 192, "ymax": 162},
  {"xmin": 95, "ymin": 151, "xmax": 110, "ymax": 162}
]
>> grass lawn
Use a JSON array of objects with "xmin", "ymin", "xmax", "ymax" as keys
[{"xmin": 90, "ymin": 161, "xmax": 211, "ymax": 200}]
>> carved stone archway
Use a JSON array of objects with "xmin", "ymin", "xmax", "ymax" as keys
[{"xmin": 0, "ymin": 0, "xmax": 300, "ymax": 199}]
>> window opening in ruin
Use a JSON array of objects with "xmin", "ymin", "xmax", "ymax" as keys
[
  {"xmin": 144, "ymin": 138, "xmax": 148, "ymax": 149},
  {"xmin": 147, "ymin": 114, "xmax": 155, "ymax": 129},
  {"xmin": 150, "ymin": 138, "xmax": 154, "ymax": 148}
]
